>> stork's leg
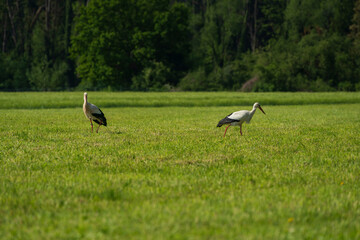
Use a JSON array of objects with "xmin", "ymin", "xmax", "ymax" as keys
[
  {"xmin": 240, "ymin": 124, "xmax": 243, "ymax": 136},
  {"xmin": 90, "ymin": 119, "xmax": 93, "ymax": 133},
  {"xmin": 223, "ymin": 124, "xmax": 231, "ymax": 137},
  {"xmin": 96, "ymin": 123, "xmax": 102, "ymax": 133}
]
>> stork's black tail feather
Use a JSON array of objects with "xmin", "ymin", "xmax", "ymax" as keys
[
  {"xmin": 217, "ymin": 118, "xmax": 228, "ymax": 127},
  {"xmin": 93, "ymin": 118, "xmax": 107, "ymax": 126},
  {"xmin": 217, "ymin": 116, "xmax": 239, "ymax": 127},
  {"xmin": 92, "ymin": 112, "xmax": 107, "ymax": 126}
]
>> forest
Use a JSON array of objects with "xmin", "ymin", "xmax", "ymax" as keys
[{"xmin": 0, "ymin": 0, "xmax": 359, "ymax": 91}]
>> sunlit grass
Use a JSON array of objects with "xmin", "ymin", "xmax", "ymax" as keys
[
  {"xmin": 0, "ymin": 92, "xmax": 359, "ymax": 239},
  {"xmin": 0, "ymin": 91, "xmax": 359, "ymax": 109}
]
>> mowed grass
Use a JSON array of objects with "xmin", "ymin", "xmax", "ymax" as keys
[
  {"xmin": 0, "ymin": 92, "xmax": 359, "ymax": 239},
  {"xmin": 1, "ymin": 91, "xmax": 360, "ymax": 109}
]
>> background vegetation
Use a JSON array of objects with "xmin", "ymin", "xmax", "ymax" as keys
[{"xmin": 1, "ymin": 0, "xmax": 360, "ymax": 91}]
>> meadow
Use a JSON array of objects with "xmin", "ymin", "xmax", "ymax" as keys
[{"xmin": 0, "ymin": 92, "xmax": 359, "ymax": 239}]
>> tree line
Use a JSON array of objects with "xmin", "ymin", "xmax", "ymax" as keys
[{"xmin": 1, "ymin": 0, "xmax": 359, "ymax": 91}]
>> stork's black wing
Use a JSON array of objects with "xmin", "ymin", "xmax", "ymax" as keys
[
  {"xmin": 216, "ymin": 113, "xmax": 239, "ymax": 127},
  {"xmin": 92, "ymin": 108, "xmax": 107, "ymax": 126}
]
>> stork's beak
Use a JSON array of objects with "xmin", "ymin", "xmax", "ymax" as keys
[{"xmin": 259, "ymin": 106, "xmax": 266, "ymax": 114}]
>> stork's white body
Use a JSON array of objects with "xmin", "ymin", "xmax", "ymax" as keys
[
  {"xmin": 226, "ymin": 109, "xmax": 257, "ymax": 126},
  {"xmin": 83, "ymin": 92, "xmax": 107, "ymax": 133},
  {"xmin": 217, "ymin": 102, "xmax": 265, "ymax": 137},
  {"xmin": 83, "ymin": 102, "xmax": 102, "ymax": 120}
]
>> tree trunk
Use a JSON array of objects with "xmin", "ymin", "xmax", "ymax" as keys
[
  {"xmin": 45, "ymin": 0, "xmax": 50, "ymax": 31},
  {"xmin": 64, "ymin": 0, "xmax": 71, "ymax": 54},
  {"xmin": 248, "ymin": 0, "xmax": 257, "ymax": 52},
  {"xmin": 6, "ymin": 0, "xmax": 17, "ymax": 46},
  {"xmin": 2, "ymin": 15, "xmax": 7, "ymax": 53},
  {"xmin": 30, "ymin": 5, "xmax": 45, "ymax": 32}
]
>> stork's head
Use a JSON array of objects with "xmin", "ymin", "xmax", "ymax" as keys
[
  {"xmin": 84, "ymin": 92, "xmax": 88, "ymax": 101},
  {"xmin": 254, "ymin": 102, "xmax": 266, "ymax": 114}
]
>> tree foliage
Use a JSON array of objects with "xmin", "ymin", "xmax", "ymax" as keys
[
  {"xmin": 0, "ymin": 0, "xmax": 75, "ymax": 90},
  {"xmin": 70, "ymin": 0, "xmax": 190, "ymax": 90},
  {"xmin": 253, "ymin": 0, "xmax": 358, "ymax": 91},
  {"xmin": 0, "ymin": 0, "xmax": 359, "ymax": 91}
]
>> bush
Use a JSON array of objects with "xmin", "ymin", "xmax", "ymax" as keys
[
  {"xmin": 178, "ymin": 68, "xmax": 208, "ymax": 91},
  {"xmin": 28, "ymin": 60, "xmax": 69, "ymax": 91},
  {"xmin": 131, "ymin": 61, "xmax": 171, "ymax": 91},
  {"xmin": 0, "ymin": 54, "xmax": 30, "ymax": 90},
  {"xmin": 338, "ymin": 81, "xmax": 354, "ymax": 91}
]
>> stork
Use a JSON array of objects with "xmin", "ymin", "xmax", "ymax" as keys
[
  {"xmin": 217, "ymin": 102, "xmax": 265, "ymax": 137},
  {"xmin": 83, "ymin": 92, "xmax": 107, "ymax": 133}
]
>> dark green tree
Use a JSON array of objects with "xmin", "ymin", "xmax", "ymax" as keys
[
  {"xmin": 70, "ymin": 0, "xmax": 191, "ymax": 90},
  {"xmin": 181, "ymin": 0, "xmax": 250, "ymax": 90},
  {"xmin": 349, "ymin": 0, "xmax": 360, "ymax": 90},
  {"xmin": 252, "ymin": 0, "xmax": 359, "ymax": 91},
  {"xmin": 0, "ymin": 0, "xmax": 76, "ymax": 91}
]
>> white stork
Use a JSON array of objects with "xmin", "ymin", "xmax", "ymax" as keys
[
  {"xmin": 83, "ymin": 92, "xmax": 107, "ymax": 133},
  {"xmin": 217, "ymin": 102, "xmax": 265, "ymax": 137}
]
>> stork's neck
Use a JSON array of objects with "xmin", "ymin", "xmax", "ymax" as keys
[
  {"xmin": 84, "ymin": 95, "xmax": 87, "ymax": 104},
  {"xmin": 248, "ymin": 107, "xmax": 257, "ymax": 121}
]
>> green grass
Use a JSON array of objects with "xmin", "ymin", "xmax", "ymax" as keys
[
  {"xmin": 0, "ymin": 92, "xmax": 359, "ymax": 239},
  {"xmin": 1, "ymin": 91, "xmax": 360, "ymax": 109}
]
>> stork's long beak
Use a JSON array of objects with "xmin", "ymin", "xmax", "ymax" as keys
[{"xmin": 259, "ymin": 106, "xmax": 266, "ymax": 114}]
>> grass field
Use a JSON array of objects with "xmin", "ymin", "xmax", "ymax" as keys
[{"xmin": 1, "ymin": 92, "xmax": 359, "ymax": 239}]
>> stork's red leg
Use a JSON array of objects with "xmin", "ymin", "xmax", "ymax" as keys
[
  {"xmin": 96, "ymin": 123, "xmax": 102, "ymax": 133},
  {"xmin": 240, "ymin": 124, "xmax": 242, "ymax": 136},
  {"xmin": 223, "ymin": 124, "xmax": 231, "ymax": 137}
]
